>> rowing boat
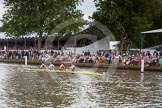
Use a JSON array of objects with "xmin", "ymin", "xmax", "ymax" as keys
[{"xmin": 18, "ymin": 68, "xmax": 105, "ymax": 76}]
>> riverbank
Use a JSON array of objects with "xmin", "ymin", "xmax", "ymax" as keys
[{"xmin": 0, "ymin": 59, "xmax": 162, "ymax": 72}]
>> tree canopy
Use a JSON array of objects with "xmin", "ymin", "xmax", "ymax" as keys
[
  {"xmin": 92, "ymin": 0, "xmax": 162, "ymax": 49},
  {"xmin": 1, "ymin": 0, "xmax": 84, "ymax": 50}
]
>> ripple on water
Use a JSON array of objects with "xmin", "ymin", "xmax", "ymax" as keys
[{"xmin": 1, "ymin": 63, "xmax": 162, "ymax": 107}]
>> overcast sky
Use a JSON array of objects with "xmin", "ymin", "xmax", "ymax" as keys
[
  {"xmin": 0, "ymin": 0, "xmax": 96, "ymax": 27},
  {"xmin": 77, "ymin": 0, "xmax": 96, "ymax": 20}
]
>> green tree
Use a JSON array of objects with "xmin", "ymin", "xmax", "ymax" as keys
[
  {"xmin": 92, "ymin": 0, "xmax": 162, "ymax": 50},
  {"xmin": 1, "ymin": 0, "xmax": 83, "ymax": 50}
]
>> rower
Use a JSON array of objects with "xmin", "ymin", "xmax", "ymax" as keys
[
  {"xmin": 48, "ymin": 63, "xmax": 55, "ymax": 70},
  {"xmin": 59, "ymin": 62, "xmax": 66, "ymax": 70},
  {"xmin": 40, "ymin": 61, "xmax": 47, "ymax": 69},
  {"xmin": 70, "ymin": 63, "xmax": 76, "ymax": 71}
]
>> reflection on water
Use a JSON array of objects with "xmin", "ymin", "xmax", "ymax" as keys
[{"xmin": 0, "ymin": 63, "xmax": 162, "ymax": 107}]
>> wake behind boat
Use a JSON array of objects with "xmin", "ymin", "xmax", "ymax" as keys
[{"xmin": 18, "ymin": 68, "xmax": 105, "ymax": 76}]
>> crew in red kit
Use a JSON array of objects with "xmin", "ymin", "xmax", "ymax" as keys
[{"xmin": 59, "ymin": 62, "xmax": 66, "ymax": 70}]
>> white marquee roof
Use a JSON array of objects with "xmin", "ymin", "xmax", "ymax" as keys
[
  {"xmin": 141, "ymin": 29, "xmax": 162, "ymax": 34},
  {"xmin": 0, "ymin": 32, "xmax": 38, "ymax": 39}
]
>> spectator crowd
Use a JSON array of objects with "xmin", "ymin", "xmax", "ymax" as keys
[{"xmin": 0, "ymin": 49, "xmax": 162, "ymax": 67}]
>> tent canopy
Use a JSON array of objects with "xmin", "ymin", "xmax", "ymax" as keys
[
  {"xmin": 0, "ymin": 32, "xmax": 39, "ymax": 39},
  {"xmin": 141, "ymin": 29, "xmax": 162, "ymax": 34},
  {"xmin": 140, "ymin": 28, "xmax": 162, "ymax": 50}
]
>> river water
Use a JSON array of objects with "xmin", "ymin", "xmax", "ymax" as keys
[{"xmin": 0, "ymin": 63, "xmax": 162, "ymax": 108}]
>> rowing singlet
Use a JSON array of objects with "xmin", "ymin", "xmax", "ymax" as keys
[{"xmin": 59, "ymin": 64, "xmax": 65, "ymax": 70}]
